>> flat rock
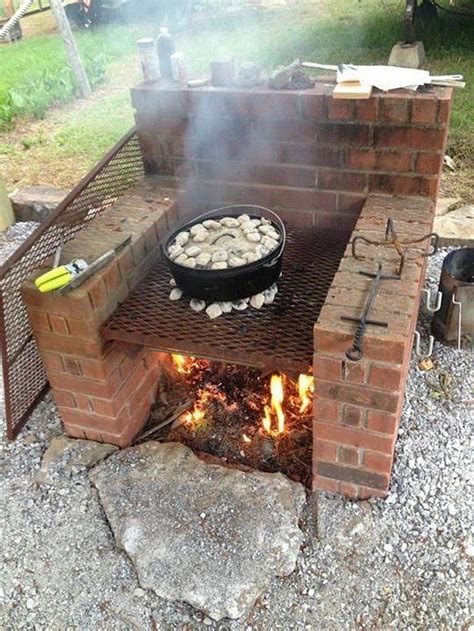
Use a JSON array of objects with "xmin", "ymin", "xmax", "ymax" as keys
[
  {"xmin": 89, "ymin": 442, "xmax": 305, "ymax": 620},
  {"xmin": 10, "ymin": 186, "xmax": 69, "ymax": 222},
  {"xmin": 35, "ymin": 436, "xmax": 117, "ymax": 484},
  {"xmin": 433, "ymin": 204, "xmax": 474, "ymax": 244}
]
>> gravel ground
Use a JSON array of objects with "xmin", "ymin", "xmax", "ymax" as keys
[{"xmin": 0, "ymin": 234, "xmax": 472, "ymax": 629}]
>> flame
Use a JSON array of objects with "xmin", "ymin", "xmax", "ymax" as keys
[
  {"xmin": 262, "ymin": 374, "xmax": 286, "ymax": 436},
  {"xmin": 172, "ymin": 353, "xmax": 188, "ymax": 374},
  {"xmin": 298, "ymin": 374, "xmax": 314, "ymax": 414}
]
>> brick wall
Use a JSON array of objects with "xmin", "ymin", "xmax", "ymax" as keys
[
  {"xmin": 131, "ymin": 82, "xmax": 452, "ymax": 231},
  {"xmin": 313, "ymin": 196, "xmax": 434, "ymax": 498},
  {"xmin": 21, "ymin": 183, "xmax": 177, "ymax": 447}
]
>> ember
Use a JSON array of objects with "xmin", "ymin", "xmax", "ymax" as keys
[{"xmin": 139, "ymin": 354, "xmax": 315, "ymax": 485}]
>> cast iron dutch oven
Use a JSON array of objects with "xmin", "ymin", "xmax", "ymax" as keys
[{"xmin": 163, "ymin": 205, "xmax": 286, "ymax": 302}]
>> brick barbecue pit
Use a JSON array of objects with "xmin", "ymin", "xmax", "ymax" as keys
[{"xmin": 17, "ymin": 80, "xmax": 453, "ymax": 499}]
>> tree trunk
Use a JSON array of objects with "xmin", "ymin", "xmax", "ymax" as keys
[
  {"xmin": 0, "ymin": 176, "xmax": 15, "ymax": 231},
  {"xmin": 3, "ymin": 0, "xmax": 15, "ymax": 19},
  {"xmin": 49, "ymin": 0, "xmax": 92, "ymax": 99}
]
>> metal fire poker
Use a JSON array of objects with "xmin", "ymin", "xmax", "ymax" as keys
[{"xmin": 341, "ymin": 263, "xmax": 400, "ymax": 362}]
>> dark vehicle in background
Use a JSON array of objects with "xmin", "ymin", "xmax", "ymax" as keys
[{"xmin": 64, "ymin": 0, "xmax": 194, "ymax": 28}]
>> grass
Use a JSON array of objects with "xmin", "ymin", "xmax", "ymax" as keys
[{"xmin": 0, "ymin": 0, "xmax": 473, "ymax": 196}]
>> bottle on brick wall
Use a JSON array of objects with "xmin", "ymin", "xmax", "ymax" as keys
[{"xmin": 156, "ymin": 27, "xmax": 175, "ymax": 81}]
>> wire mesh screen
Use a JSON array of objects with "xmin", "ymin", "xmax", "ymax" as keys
[{"xmin": 0, "ymin": 129, "xmax": 145, "ymax": 439}]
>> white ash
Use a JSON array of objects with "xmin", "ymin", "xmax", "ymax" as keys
[
  {"xmin": 1, "ymin": 235, "xmax": 471, "ymax": 629},
  {"xmin": 168, "ymin": 215, "xmax": 281, "ymax": 271}
]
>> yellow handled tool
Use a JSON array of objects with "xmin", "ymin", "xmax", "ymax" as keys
[{"xmin": 34, "ymin": 259, "xmax": 89, "ymax": 293}]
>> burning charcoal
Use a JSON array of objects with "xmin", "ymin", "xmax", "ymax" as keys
[
  {"xmin": 256, "ymin": 244, "xmax": 269, "ymax": 258},
  {"xmin": 169, "ymin": 277, "xmax": 177, "ymax": 287},
  {"xmin": 203, "ymin": 219, "xmax": 221, "ymax": 230},
  {"xmin": 212, "ymin": 250, "xmax": 228, "ymax": 263},
  {"xmin": 196, "ymin": 252, "xmax": 212, "ymax": 267},
  {"xmin": 220, "ymin": 301, "xmax": 233, "ymax": 313},
  {"xmin": 175, "ymin": 231, "xmax": 190, "ymax": 246},
  {"xmin": 190, "ymin": 298, "xmax": 206, "ymax": 312},
  {"xmin": 261, "ymin": 236, "xmax": 279, "ymax": 251},
  {"xmin": 228, "ymin": 256, "xmax": 246, "ymax": 268},
  {"xmin": 211, "ymin": 261, "xmax": 228, "ymax": 269},
  {"xmin": 192, "ymin": 230, "xmax": 209, "ymax": 243},
  {"xmin": 246, "ymin": 232, "xmax": 261, "ymax": 243},
  {"xmin": 190, "ymin": 223, "xmax": 206, "ymax": 235},
  {"xmin": 232, "ymin": 299, "xmax": 248, "ymax": 311},
  {"xmin": 174, "ymin": 253, "xmax": 188, "ymax": 265},
  {"xmin": 244, "ymin": 251, "xmax": 260, "ymax": 263},
  {"xmin": 206, "ymin": 303, "xmax": 223, "ymax": 319},
  {"xmin": 168, "ymin": 244, "xmax": 184, "ymax": 260},
  {"xmin": 185, "ymin": 246, "xmax": 202, "ymax": 257},
  {"xmin": 238, "ymin": 214, "xmax": 251, "ymax": 224},
  {"xmin": 250, "ymin": 293, "xmax": 265, "ymax": 309},
  {"xmin": 220, "ymin": 217, "xmax": 240, "ymax": 228},
  {"xmin": 169, "ymin": 287, "xmax": 183, "ymax": 301},
  {"xmin": 263, "ymin": 287, "xmax": 276, "ymax": 305},
  {"xmin": 181, "ymin": 258, "xmax": 197, "ymax": 268}
]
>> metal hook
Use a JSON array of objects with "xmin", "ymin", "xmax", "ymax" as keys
[
  {"xmin": 414, "ymin": 330, "xmax": 434, "ymax": 359},
  {"xmin": 452, "ymin": 293, "xmax": 463, "ymax": 352},
  {"xmin": 421, "ymin": 288, "xmax": 442, "ymax": 313}
]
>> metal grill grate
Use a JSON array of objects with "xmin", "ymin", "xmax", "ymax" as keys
[
  {"xmin": 0, "ymin": 130, "xmax": 145, "ymax": 439},
  {"xmin": 102, "ymin": 228, "xmax": 351, "ymax": 374}
]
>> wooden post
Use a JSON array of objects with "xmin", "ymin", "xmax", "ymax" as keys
[
  {"xmin": 3, "ymin": 0, "xmax": 15, "ymax": 18},
  {"xmin": 0, "ymin": 176, "xmax": 15, "ymax": 231},
  {"xmin": 49, "ymin": 0, "xmax": 92, "ymax": 99}
]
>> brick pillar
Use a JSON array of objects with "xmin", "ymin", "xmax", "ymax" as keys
[
  {"xmin": 20, "ymin": 185, "xmax": 177, "ymax": 446},
  {"xmin": 312, "ymin": 195, "xmax": 434, "ymax": 499}
]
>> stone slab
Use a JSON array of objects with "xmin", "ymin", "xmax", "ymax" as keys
[
  {"xmin": 10, "ymin": 186, "xmax": 69, "ymax": 222},
  {"xmin": 89, "ymin": 441, "xmax": 306, "ymax": 620},
  {"xmin": 433, "ymin": 204, "xmax": 474, "ymax": 245}
]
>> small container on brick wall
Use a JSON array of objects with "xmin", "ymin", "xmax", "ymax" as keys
[
  {"xmin": 211, "ymin": 58, "xmax": 235, "ymax": 87},
  {"xmin": 156, "ymin": 27, "xmax": 176, "ymax": 81},
  {"xmin": 170, "ymin": 52, "xmax": 186, "ymax": 82},
  {"xmin": 137, "ymin": 38, "xmax": 160, "ymax": 83}
]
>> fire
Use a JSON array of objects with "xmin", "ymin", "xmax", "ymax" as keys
[
  {"xmin": 172, "ymin": 353, "xmax": 191, "ymax": 374},
  {"xmin": 262, "ymin": 374, "xmax": 286, "ymax": 436},
  {"xmin": 298, "ymin": 374, "xmax": 314, "ymax": 414},
  {"xmin": 242, "ymin": 433, "xmax": 251, "ymax": 443}
]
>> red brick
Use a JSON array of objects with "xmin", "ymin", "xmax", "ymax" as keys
[
  {"xmin": 346, "ymin": 149, "xmax": 413, "ymax": 173},
  {"xmin": 317, "ymin": 124, "xmax": 370, "ymax": 146},
  {"xmin": 437, "ymin": 98, "xmax": 452, "ymax": 124},
  {"xmin": 255, "ymin": 119, "xmax": 317, "ymax": 142},
  {"xmin": 337, "ymin": 194, "xmax": 365, "ymax": 215},
  {"xmin": 62, "ymin": 356, "xmax": 82, "ymax": 376},
  {"xmin": 314, "ymin": 327, "xmax": 405, "ymax": 364},
  {"xmin": 338, "ymin": 445, "xmax": 361, "ymax": 466},
  {"xmin": 314, "ymin": 439, "xmax": 338, "ymax": 461},
  {"xmin": 380, "ymin": 97, "xmax": 409, "ymax": 123},
  {"xmin": 66, "ymin": 318, "xmax": 102, "ymax": 341},
  {"xmin": 369, "ymin": 173, "xmax": 438, "ymax": 198},
  {"xmin": 300, "ymin": 93, "xmax": 325, "ymax": 119},
  {"xmin": 41, "ymin": 352, "xmax": 64, "ymax": 373},
  {"xmin": 342, "ymin": 404, "xmax": 364, "ymax": 427},
  {"xmin": 74, "ymin": 393, "xmax": 94, "ymax": 412},
  {"xmin": 365, "ymin": 410, "xmax": 398, "ymax": 434},
  {"xmin": 78, "ymin": 348, "xmax": 130, "ymax": 380},
  {"xmin": 313, "ymin": 355, "xmax": 341, "ymax": 381},
  {"xmin": 327, "ymin": 98, "xmax": 353, "ymax": 120},
  {"xmin": 276, "ymin": 208, "xmax": 315, "ymax": 227},
  {"xmin": 354, "ymin": 99, "xmax": 378, "ymax": 122},
  {"xmin": 411, "ymin": 98, "xmax": 437, "ymax": 124},
  {"xmin": 342, "ymin": 361, "xmax": 366, "ymax": 384},
  {"xmin": 33, "ymin": 330, "xmax": 106, "ymax": 358},
  {"xmin": 52, "ymin": 390, "xmax": 76, "ymax": 408},
  {"xmin": 314, "ymin": 421, "xmax": 395, "ymax": 453},
  {"xmin": 369, "ymin": 365, "xmax": 403, "ymax": 391},
  {"xmin": 48, "ymin": 314, "xmax": 70, "ymax": 335},
  {"xmin": 373, "ymin": 126, "xmax": 446, "ymax": 150},
  {"xmin": 313, "ymin": 397, "xmax": 341, "ymax": 423},
  {"xmin": 363, "ymin": 450, "xmax": 393, "ymax": 475},
  {"xmin": 316, "ymin": 379, "xmax": 399, "ymax": 413},
  {"xmin": 248, "ymin": 92, "xmax": 299, "ymax": 118},
  {"xmin": 318, "ymin": 170, "xmax": 367, "ymax": 192},
  {"xmin": 415, "ymin": 153, "xmax": 442, "ymax": 175},
  {"xmin": 339, "ymin": 482, "xmax": 360, "ymax": 499},
  {"xmin": 313, "ymin": 474, "xmax": 339, "ymax": 494},
  {"xmin": 274, "ymin": 187, "xmax": 336, "ymax": 211},
  {"xmin": 358, "ymin": 486, "xmax": 388, "ymax": 499},
  {"xmin": 316, "ymin": 460, "xmax": 389, "ymax": 490},
  {"xmin": 102, "ymin": 261, "xmax": 123, "ymax": 293},
  {"xmin": 60, "ymin": 406, "xmax": 129, "ymax": 435},
  {"xmin": 48, "ymin": 369, "xmax": 123, "ymax": 399},
  {"xmin": 276, "ymin": 143, "xmax": 342, "ymax": 168},
  {"xmin": 27, "ymin": 310, "xmax": 51, "ymax": 333}
]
